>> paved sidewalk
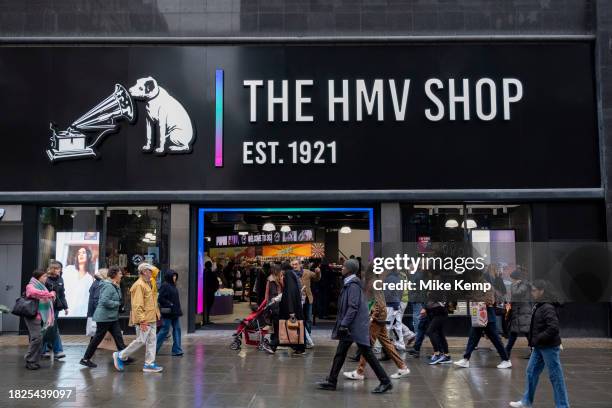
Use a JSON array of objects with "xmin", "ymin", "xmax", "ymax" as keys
[{"xmin": 0, "ymin": 330, "xmax": 611, "ymax": 408}]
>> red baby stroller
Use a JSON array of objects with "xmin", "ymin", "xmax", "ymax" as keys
[{"xmin": 230, "ymin": 295, "xmax": 280, "ymax": 351}]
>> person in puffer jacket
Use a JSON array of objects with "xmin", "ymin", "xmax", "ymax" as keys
[{"xmin": 510, "ymin": 280, "xmax": 569, "ymax": 408}]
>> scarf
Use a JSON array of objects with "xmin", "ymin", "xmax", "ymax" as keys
[{"xmin": 30, "ymin": 277, "xmax": 54, "ymax": 331}]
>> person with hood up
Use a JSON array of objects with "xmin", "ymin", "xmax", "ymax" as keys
[
  {"xmin": 510, "ymin": 280, "xmax": 569, "ymax": 408},
  {"xmin": 156, "ymin": 269, "xmax": 183, "ymax": 356},
  {"xmin": 343, "ymin": 266, "xmax": 410, "ymax": 381},
  {"xmin": 316, "ymin": 259, "xmax": 392, "ymax": 394}
]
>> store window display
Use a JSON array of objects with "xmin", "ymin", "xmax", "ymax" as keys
[
  {"xmin": 38, "ymin": 206, "xmax": 169, "ymax": 319},
  {"xmin": 403, "ymin": 204, "xmax": 531, "ymax": 316}
]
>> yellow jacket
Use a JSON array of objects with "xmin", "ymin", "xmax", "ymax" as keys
[
  {"xmin": 129, "ymin": 276, "xmax": 160, "ymax": 326},
  {"xmin": 150, "ymin": 266, "xmax": 160, "ymax": 297}
]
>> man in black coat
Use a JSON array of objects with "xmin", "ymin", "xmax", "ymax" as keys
[
  {"xmin": 42, "ymin": 260, "xmax": 68, "ymax": 359},
  {"xmin": 204, "ymin": 261, "xmax": 219, "ymax": 324},
  {"xmin": 317, "ymin": 259, "xmax": 392, "ymax": 394},
  {"xmin": 278, "ymin": 262, "xmax": 305, "ymax": 354}
]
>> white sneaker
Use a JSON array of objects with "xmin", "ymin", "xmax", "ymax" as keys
[
  {"xmin": 343, "ymin": 370, "xmax": 365, "ymax": 380},
  {"xmin": 306, "ymin": 343, "xmax": 314, "ymax": 349},
  {"xmin": 497, "ymin": 360, "xmax": 512, "ymax": 369},
  {"xmin": 390, "ymin": 368, "xmax": 410, "ymax": 379},
  {"xmin": 509, "ymin": 401, "xmax": 530, "ymax": 407},
  {"xmin": 454, "ymin": 358, "xmax": 470, "ymax": 368}
]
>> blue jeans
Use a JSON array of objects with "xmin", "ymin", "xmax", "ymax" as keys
[
  {"xmin": 411, "ymin": 302, "xmax": 422, "ymax": 331},
  {"xmin": 42, "ymin": 310, "xmax": 63, "ymax": 354},
  {"xmin": 522, "ymin": 346, "xmax": 570, "ymax": 408},
  {"xmin": 303, "ymin": 301, "xmax": 313, "ymax": 334},
  {"xmin": 156, "ymin": 318, "xmax": 183, "ymax": 355},
  {"xmin": 411, "ymin": 303, "xmax": 428, "ymax": 351}
]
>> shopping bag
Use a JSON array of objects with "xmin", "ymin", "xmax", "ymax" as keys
[
  {"xmin": 97, "ymin": 332, "xmax": 117, "ymax": 351},
  {"xmin": 85, "ymin": 317, "xmax": 97, "ymax": 337},
  {"xmin": 279, "ymin": 315, "xmax": 304, "ymax": 345},
  {"xmin": 470, "ymin": 302, "xmax": 488, "ymax": 328},
  {"xmin": 11, "ymin": 296, "xmax": 38, "ymax": 318}
]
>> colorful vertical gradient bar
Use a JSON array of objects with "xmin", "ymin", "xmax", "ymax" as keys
[
  {"xmin": 215, "ymin": 69, "xmax": 224, "ymax": 167},
  {"xmin": 197, "ymin": 209, "xmax": 204, "ymax": 314}
]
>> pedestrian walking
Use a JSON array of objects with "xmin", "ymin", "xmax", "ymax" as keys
[
  {"xmin": 298, "ymin": 260, "xmax": 321, "ymax": 348},
  {"xmin": 510, "ymin": 280, "xmax": 569, "ymax": 408},
  {"xmin": 41, "ymin": 260, "xmax": 68, "ymax": 360},
  {"xmin": 454, "ymin": 272, "xmax": 512, "ymax": 369},
  {"xmin": 278, "ymin": 261, "xmax": 306, "ymax": 355},
  {"xmin": 383, "ymin": 270, "xmax": 406, "ymax": 352},
  {"xmin": 86, "ymin": 268, "xmax": 107, "ymax": 320},
  {"xmin": 407, "ymin": 266, "xmax": 429, "ymax": 359},
  {"xmin": 156, "ymin": 270, "xmax": 184, "ymax": 356},
  {"xmin": 343, "ymin": 269, "xmax": 410, "ymax": 381},
  {"xmin": 505, "ymin": 269, "xmax": 532, "ymax": 358},
  {"xmin": 112, "ymin": 263, "xmax": 163, "ymax": 373},
  {"xmin": 80, "ymin": 266, "xmax": 128, "ymax": 368},
  {"xmin": 425, "ymin": 278, "xmax": 452, "ymax": 365},
  {"xmin": 262, "ymin": 263, "xmax": 283, "ymax": 354},
  {"xmin": 23, "ymin": 269, "xmax": 56, "ymax": 370},
  {"xmin": 316, "ymin": 259, "xmax": 392, "ymax": 394}
]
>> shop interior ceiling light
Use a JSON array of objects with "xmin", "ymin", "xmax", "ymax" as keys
[
  {"xmin": 70, "ymin": 211, "xmax": 76, "ymax": 218},
  {"xmin": 445, "ymin": 219, "xmax": 459, "ymax": 228},
  {"xmin": 238, "ymin": 231, "xmax": 249, "ymax": 235},
  {"xmin": 461, "ymin": 219, "xmax": 478, "ymax": 229},
  {"xmin": 262, "ymin": 222, "xmax": 276, "ymax": 231},
  {"xmin": 280, "ymin": 225, "xmax": 291, "ymax": 232},
  {"xmin": 340, "ymin": 226, "xmax": 352, "ymax": 234}
]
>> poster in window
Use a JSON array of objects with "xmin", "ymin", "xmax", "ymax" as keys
[{"xmin": 55, "ymin": 232, "xmax": 100, "ymax": 317}]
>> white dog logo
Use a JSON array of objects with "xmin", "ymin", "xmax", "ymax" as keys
[{"xmin": 129, "ymin": 77, "xmax": 194, "ymax": 154}]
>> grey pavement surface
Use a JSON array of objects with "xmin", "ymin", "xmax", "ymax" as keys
[{"xmin": 0, "ymin": 330, "xmax": 611, "ymax": 408}]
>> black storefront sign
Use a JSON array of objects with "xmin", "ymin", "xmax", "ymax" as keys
[{"xmin": 0, "ymin": 42, "xmax": 599, "ymax": 191}]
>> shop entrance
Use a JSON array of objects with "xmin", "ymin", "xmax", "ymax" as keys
[{"xmin": 195, "ymin": 208, "xmax": 374, "ymax": 328}]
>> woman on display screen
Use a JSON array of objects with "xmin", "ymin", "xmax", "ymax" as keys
[{"xmin": 63, "ymin": 246, "xmax": 96, "ymax": 317}]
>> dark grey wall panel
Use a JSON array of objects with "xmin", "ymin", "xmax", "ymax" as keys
[{"xmin": 0, "ymin": 0, "xmax": 595, "ymax": 38}]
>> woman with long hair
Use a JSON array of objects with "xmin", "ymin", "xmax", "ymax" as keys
[
  {"xmin": 63, "ymin": 246, "xmax": 95, "ymax": 316},
  {"xmin": 262, "ymin": 263, "xmax": 283, "ymax": 354}
]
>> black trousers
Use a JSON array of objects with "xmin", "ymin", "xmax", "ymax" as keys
[
  {"xmin": 205, "ymin": 295, "xmax": 215, "ymax": 323},
  {"xmin": 83, "ymin": 320, "xmax": 126, "ymax": 360},
  {"xmin": 327, "ymin": 340, "xmax": 390, "ymax": 385},
  {"xmin": 426, "ymin": 315, "xmax": 449, "ymax": 354}
]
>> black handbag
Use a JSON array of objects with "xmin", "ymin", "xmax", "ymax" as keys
[{"xmin": 12, "ymin": 295, "xmax": 39, "ymax": 318}]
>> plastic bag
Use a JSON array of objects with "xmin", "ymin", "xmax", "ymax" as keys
[{"xmin": 85, "ymin": 317, "xmax": 97, "ymax": 337}]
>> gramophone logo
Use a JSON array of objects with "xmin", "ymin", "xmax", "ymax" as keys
[{"xmin": 46, "ymin": 76, "xmax": 194, "ymax": 162}]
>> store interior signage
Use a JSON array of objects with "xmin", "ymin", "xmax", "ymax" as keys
[
  {"xmin": 243, "ymin": 78, "xmax": 523, "ymax": 123},
  {"xmin": 213, "ymin": 229, "xmax": 314, "ymax": 248}
]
